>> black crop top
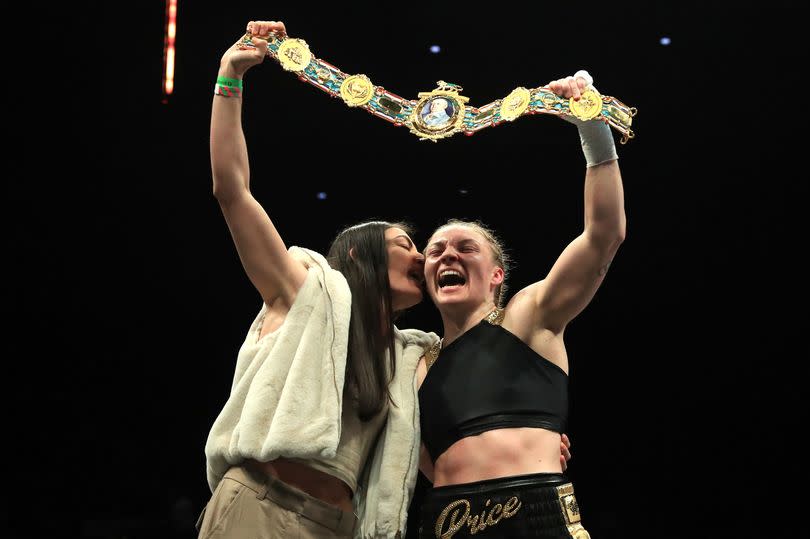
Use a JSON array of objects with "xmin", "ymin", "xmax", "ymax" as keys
[{"xmin": 418, "ymin": 319, "xmax": 568, "ymax": 462}]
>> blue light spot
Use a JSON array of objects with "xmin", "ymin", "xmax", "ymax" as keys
[
  {"xmin": 660, "ymin": 36, "xmax": 671, "ymax": 46},
  {"xmin": 430, "ymin": 45, "xmax": 441, "ymax": 54},
  {"xmin": 316, "ymin": 192, "xmax": 327, "ymax": 200}
]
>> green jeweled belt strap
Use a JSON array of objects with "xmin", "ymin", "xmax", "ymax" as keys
[{"xmin": 247, "ymin": 32, "xmax": 637, "ymax": 143}]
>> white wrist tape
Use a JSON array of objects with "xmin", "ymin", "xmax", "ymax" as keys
[
  {"xmin": 563, "ymin": 70, "xmax": 618, "ymax": 167},
  {"xmin": 573, "ymin": 69, "xmax": 593, "ymax": 87}
]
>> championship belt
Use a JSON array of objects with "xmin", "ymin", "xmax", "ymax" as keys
[{"xmin": 245, "ymin": 31, "xmax": 637, "ymax": 143}]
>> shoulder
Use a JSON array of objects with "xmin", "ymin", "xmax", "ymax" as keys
[
  {"xmin": 289, "ymin": 246, "xmax": 348, "ymax": 285},
  {"xmin": 395, "ymin": 328, "xmax": 440, "ymax": 350},
  {"xmin": 505, "ymin": 280, "xmax": 545, "ymax": 314},
  {"xmin": 502, "ymin": 280, "xmax": 547, "ymax": 339},
  {"xmin": 288, "ymin": 246, "xmax": 326, "ymax": 269}
]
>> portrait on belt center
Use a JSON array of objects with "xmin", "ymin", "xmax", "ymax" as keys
[{"xmin": 420, "ymin": 96, "xmax": 455, "ymax": 129}]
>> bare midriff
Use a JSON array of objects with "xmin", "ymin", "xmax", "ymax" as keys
[
  {"xmin": 245, "ymin": 457, "xmax": 354, "ymax": 513},
  {"xmin": 431, "ymin": 427, "xmax": 562, "ymax": 487}
]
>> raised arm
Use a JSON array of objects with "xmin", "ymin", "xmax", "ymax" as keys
[
  {"xmin": 516, "ymin": 72, "xmax": 627, "ymax": 335},
  {"xmin": 211, "ymin": 20, "xmax": 307, "ymax": 307}
]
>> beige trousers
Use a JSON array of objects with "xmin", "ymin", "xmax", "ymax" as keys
[{"xmin": 196, "ymin": 465, "xmax": 357, "ymax": 538}]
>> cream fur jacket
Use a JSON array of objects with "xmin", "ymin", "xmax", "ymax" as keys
[{"xmin": 204, "ymin": 247, "xmax": 438, "ymax": 538}]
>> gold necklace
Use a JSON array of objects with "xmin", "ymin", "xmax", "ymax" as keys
[
  {"xmin": 425, "ymin": 307, "xmax": 504, "ymax": 372},
  {"xmin": 425, "ymin": 339, "xmax": 442, "ymax": 371}
]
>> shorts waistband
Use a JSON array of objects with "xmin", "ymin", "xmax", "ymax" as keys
[
  {"xmin": 423, "ymin": 474, "xmax": 589, "ymax": 538},
  {"xmin": 430, "ymin": 472, "xmax": 568, "ymax": 496}
]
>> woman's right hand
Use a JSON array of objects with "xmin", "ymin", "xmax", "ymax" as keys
[{"xmin": 218, "ymin": 20, "xmax": 287, "ymax": 78}]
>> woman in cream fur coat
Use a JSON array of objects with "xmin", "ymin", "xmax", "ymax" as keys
[{"xmin": 201, "ymin": 18, "xmax": 436, "ymax": 539}]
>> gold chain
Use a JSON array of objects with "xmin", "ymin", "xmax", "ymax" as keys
[
  {"xmin": 484, "ymin": 306, "xmax": 505, "ymax": 326},
  {"xmin": 425, "ymin": 339, "xmax": 442, "ymax": 371}
]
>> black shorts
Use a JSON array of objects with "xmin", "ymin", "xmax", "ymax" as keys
[{"xmin": 417, "ymin": 472, "xmax": 590, "ymax": 538}]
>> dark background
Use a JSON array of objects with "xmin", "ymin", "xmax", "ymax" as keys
[{"xmin": 14, "ymin": 1, "xmax": 805, "ymax": 538}]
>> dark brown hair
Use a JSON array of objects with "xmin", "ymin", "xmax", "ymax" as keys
[{"xmin": 327, "ymin": 220, "xmax": 413, "ymax": 420}]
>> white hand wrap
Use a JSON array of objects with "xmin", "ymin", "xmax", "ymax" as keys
[{"xmin": 564, "ymin": 70, "xmax": 618, "ymax": 167}]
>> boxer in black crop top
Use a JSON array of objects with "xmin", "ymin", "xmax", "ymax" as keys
[
  {"xmin": 419, "ymin": 319, "xmax": 568, "ymax": 462},
  {"xmin": 415, "ymin": 73, "xmax": 626, "ymax": 538}
]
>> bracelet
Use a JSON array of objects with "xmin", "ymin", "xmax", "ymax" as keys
[
  {"xmin": 214, "ymin": 76, "xmax": 243, "ymax": 97},
  {"xmin": 244, "ymin": 32, "xmax": 637, "ymax": 143}
]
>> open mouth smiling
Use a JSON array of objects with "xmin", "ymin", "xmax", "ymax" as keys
[{"xmin": 438, "ymin": 269, "xmax": 466, "ymax": 289}]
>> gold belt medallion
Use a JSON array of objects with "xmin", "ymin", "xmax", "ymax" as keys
[
  {"xmin": 408, "ymin": 81, "xmax": 470, "ymax": 141},
  {"xmin": 569, "ymin": 89, "xmax": 603, "ymax": 121},
  {"xmin": 500, "ymin": 87, "xmax": 531, "ymax": 122},
  {"xmin": 276, "ymin": 38, "xmax": 312, "ymax": 72},
  {"xmin": 340, "ymin": 74, "xmax": 374, "ymax": 107}
]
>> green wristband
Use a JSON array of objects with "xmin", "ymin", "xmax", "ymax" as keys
[{"xmin": 216, "ymin": 76, "xmax": 243, "ymax": 89}]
